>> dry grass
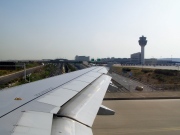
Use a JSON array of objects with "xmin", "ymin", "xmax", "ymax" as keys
[{"xmin": 112, "ymin": 66, "xmax": 180, "ymax": 85}]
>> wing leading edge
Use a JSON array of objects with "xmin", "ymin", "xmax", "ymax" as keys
[{"xmin": 0, "ymin": 66, "xmax": 112, "ymax": 135}]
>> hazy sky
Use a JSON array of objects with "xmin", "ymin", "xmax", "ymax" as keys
[{"xmin": 0, "ymin": 0, "xmax": 180, "ymax": 60}]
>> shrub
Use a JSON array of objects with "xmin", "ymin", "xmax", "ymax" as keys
[
  {"xmin": 141, "ymin": 69, "xmax": 153, "ymax": 73},
  {"xmin": 122, "ymin": 68, "xmax": 131, "ymax": 72},
  {"xmin": 154, "ymin": 69, "xmax": 178, "ymax": 76}
]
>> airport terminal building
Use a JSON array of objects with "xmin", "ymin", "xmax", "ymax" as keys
[
  {"xmin": 130, "ymin": 52, "xmax": 141, "ymax": 64},
  {"xmin": 75, "ymin": 55, "xmax": 90, "ymax": 61}
]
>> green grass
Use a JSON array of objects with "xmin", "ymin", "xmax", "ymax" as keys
[
  {"xmin": 29, "ymin": 64, "xmax": 56, "ymax": 82},
  {"xmin": 0, "ymin": 64, "xmax": 57, "ymax": 89},
  {"xmin": 0, "ymin": 62, "xmax": 41, "ymax": 77},
  {"xmin": 67, "ymin": 64, "xmax": 76, "ymax": 72},
  {"xmin": 26, "ymin": 62, "xmax": 41, "ymax": 68}
]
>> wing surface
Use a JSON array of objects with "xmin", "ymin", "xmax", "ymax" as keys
[{"xmin": 0, "ymin": 66, "xmax": 111, "ymax": 135}]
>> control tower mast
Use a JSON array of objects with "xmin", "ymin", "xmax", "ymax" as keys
[{"xmin": 138, "ymin": 35, "xmax": 147, "ymax": 65}]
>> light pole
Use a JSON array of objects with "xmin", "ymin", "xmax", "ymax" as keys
[{"xmin": 24, "ymin": 63, "xmax": 27, "ymax": 81}]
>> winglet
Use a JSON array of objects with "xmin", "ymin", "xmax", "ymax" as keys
[{"xmin": 97, "ymin": 105, "xmax": 115, "ymax": 115}]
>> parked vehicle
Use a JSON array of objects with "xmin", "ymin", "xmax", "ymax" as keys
[{"xmin": 135, "ymin": 86, "xmax": 143, "ymax": 91}]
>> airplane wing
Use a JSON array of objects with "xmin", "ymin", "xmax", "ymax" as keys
[{"xmin": 0, "ymin": 66, "xmax": 112, "ymax": 135}]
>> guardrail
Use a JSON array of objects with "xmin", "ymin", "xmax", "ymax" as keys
[{"xmin": 111, "ymin": 79, "xmax": 130, "ymax": 92}]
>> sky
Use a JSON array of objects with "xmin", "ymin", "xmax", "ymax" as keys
[{"xmin": 0, "ymin": 0, "xmax": 180, "ymax": 60}]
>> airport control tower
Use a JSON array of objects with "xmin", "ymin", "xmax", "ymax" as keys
[{"xmin": 138, "ymin": 35, "xmax": 147, "ymax": 65}]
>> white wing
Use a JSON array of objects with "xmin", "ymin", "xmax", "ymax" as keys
[{"xmin": 0, "ymin": 66, "xmax": 112, "ymax": 135}]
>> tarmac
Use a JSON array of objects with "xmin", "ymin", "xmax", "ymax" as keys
[
  {"xmin": 92, "ymin": 92, "xmax": 180, "ymax": 135},
  {"xmin": 104, "ymin": 91, "xmax": 180, "ymax": 100}
]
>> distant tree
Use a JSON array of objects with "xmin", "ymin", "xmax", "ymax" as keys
[
  {"xmin": 91, "ymin": 58, "xmax": 95, "ymax": 61},
  {"xmin": 122, "ymin": 68, "xmax": 131, "ymax": 72}
]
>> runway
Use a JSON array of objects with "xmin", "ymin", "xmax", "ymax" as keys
[{"xmin": 93, "ymin": 99, "xmax": 180, "ymax": 135}]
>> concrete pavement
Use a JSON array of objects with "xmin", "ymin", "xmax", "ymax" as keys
[{"xmin": 93, "ymin": 99, "xmax": 180, "ymax": 135}]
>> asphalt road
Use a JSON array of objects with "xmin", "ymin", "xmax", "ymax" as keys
[
  {"xmin": 93, "ymin": 99, "xmax": 180, "ymax": 135},
  {"xmin": 0, "ymin": 65, "xmax": 43, "ymax": 85},
  {"xmin": 73, "ymin": 63, "xmax": 86, "ymax": 70},
  {"xmin": 109, "ymin": 72, "xmax": 153, "ymax": 92}
]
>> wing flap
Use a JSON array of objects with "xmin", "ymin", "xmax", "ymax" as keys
[
  {"xmin": 51, "ymin": 117, "xmax": 93, "ymax": 135},
  {"xmin": 59, "ymin": 75, "xmax": 111, "ymax": 127},
  {"xmin": 12, "ymin": 111, "xmax": 53, "ymax": 135}
]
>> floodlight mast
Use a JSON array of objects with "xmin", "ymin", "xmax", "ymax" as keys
[{"xmin": 138, "ymin": 35, "xmax": 147, "ymax": 65}]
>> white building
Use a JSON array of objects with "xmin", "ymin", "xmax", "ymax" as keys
[
  {"xmin": 131, "ymin": 52, "xmax": 141, "ymax": 64},
  {"xmin": 75, "ymin": 55, "xmax": 90, "ymax": 61},
  {"xmin": 145, "ymin": 58, "xmax": 157, "ymax": 65}
]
